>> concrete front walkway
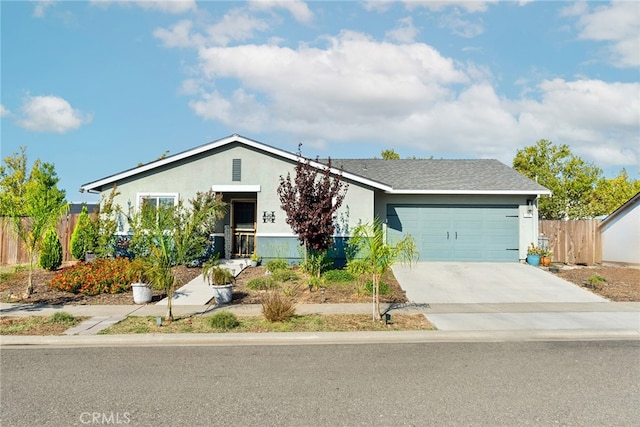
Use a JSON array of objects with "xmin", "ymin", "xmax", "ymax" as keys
[{"xmin": 157, "ymin": 258, "xmax": 249, "ymax": 306}]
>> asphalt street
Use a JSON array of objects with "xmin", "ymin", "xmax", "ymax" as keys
[{"xmin": 1, "ymin": 341, "xmax": 639, "ymax": 426}]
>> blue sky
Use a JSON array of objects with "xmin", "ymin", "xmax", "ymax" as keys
[{"xmin": 1, "ymin": 0, "xmax": 639, "ymax": 203}]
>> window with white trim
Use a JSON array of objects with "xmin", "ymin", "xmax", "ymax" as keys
[{"xmin": 137, "ymin": 193, "xmax": 178, "ymax": 228}]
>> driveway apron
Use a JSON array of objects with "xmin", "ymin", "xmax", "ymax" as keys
[
  {"xmin": 392, "ymin": 262, "xmax": 606, "ymax": 304},
  {"xmin": 391, "ymin": 263, "xmax": 640, "ymax": 332}
]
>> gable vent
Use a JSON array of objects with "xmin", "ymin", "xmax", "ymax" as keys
[{"xmin": 232, "ymin": 159, "xmax": 241, "ymax": 181}]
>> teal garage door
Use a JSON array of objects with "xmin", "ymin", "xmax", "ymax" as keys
[{"xmin": 386, "ymin": 205, "xmax": 519, "ymax": 262}]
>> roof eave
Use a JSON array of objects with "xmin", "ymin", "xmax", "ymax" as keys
[
  {"xmin": 79, "ymin": 134, "xmax": 393, "ymax": 194},
  {"xmin": 386, "ymin": 189, "xmax": 552, "ymax": 196},
  {"xmin": 599, "ymin": 191, "xmax": 640, "ymax": 227}
]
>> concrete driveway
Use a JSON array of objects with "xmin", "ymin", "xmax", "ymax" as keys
[
  {"xmin": 391, "ymin": 263, "xmax": 640, "ymax": 332},
  {"xmin": 392, "ymin": 262, "xmax": 607, "ymax": 304}
]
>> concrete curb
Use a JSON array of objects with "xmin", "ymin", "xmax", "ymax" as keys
[{"xmin": 1, "ymin": 329, "xmax": 638, "ymax": 348}]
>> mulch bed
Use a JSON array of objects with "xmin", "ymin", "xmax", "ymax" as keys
[
  {"xmin": 1, "ymin": 262, "xmax": 638, "ymax": 306},
  {"xmin": 553, "ymin": 265, "xmax": 640, "ymax": 302},
  {"xmin": 0, "ymin": 264, "xmax": 407, "ymax": 306}
]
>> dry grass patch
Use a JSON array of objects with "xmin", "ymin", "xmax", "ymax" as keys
[
  {"xmin": 100, "ymin": 313, "xmax": 435, "ymax": 334},
  {"xmin": 0, "ymin": 312, "xmax": 86, "ymax": 335}
]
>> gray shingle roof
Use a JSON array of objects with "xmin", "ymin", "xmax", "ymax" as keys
[{"xmin": 330, "ymin": 159, "xmax": 549, "ymax": 193}]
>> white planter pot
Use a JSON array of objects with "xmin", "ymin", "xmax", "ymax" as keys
[
  {"xmin": 131, "ymin": 282, "xmax": 153, "ymax": 304},
  {"xmin": 210, "ymin": 284, "xmax": 233, "ymax": 304}
]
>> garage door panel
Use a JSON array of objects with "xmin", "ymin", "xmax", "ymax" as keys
[{"xmin": 387, "ymin": 204, "xmax": 519, "ymax": 262}]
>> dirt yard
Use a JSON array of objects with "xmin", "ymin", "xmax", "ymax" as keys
[
  {"xmin": 554, "ymin": 265, "xmax": 640, "ymax": 302},
  {"xmin": 1, "ymin": 263, "xmax": 638, "ymax": 305}
]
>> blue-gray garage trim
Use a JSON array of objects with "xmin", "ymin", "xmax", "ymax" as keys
[{"xmin": 387, "ymin": 205, "xmax": 519, "ymax": 262}]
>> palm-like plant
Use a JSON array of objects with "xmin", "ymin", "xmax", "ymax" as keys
[
  {"xmin": 146, "ymin": 238, "xmax": 177, "ymax": 322},
  {"xmin": 349, "ymin": 217, "xmax": 418, "ymax": 321}
]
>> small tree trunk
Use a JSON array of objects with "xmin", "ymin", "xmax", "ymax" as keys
[
  {"xmin": 375, "ymin": 275, "xmax": 382, "ymax": 321},
  {"xmin": 165, "ymin": 293, "xmax": 173, "ymax": 322},
  {"xmin": 25, "ymin": 253, "xmax": 35, "ymax": 297}
]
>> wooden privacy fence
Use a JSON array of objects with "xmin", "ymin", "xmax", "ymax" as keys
[
  {"xmin": 539, "ymin": 219, "xmax": 602, "ymax": 266},
  {"xmin": 0, "ymin": 214, "xmax": 86, "ymax": 266},
  {"xmin": 1, "ymin": 215, "xmax": 604, "ymax": 266}
]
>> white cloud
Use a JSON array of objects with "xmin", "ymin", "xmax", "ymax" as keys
[
  {"xmin": 362, "ymin": 0, "xmax": 395, "ymax": 13},
  {"xmin": 155, "ymin": 9, "xmax": 269, "ymax": 48},
  {"xmin": 90, "ymin": 0, "xmax": 196, "ymax": 14},
  {"xmin": 249, "ymin": 0, "xmax": 314, "ymax": 24},
  {"xmin": 154, "ymin": 19, "xmax": 200, "ymax": 48},
  {"xmin": 438, "ymin": 10, "xmax": 485, "ymax": 38},
  {"xmin": 566, "ymin": 1, "xmax": 640, "ymax": 68},
  {"xmin": 513, "ymin": 78, "xmax": 640, "ymax": 166},
  {"xmin": 0, "ymin": 105, "xmax": 10, "ymax": 117},
  {"xmin": 156, "ymin": 12, "xmax": 637, "ymax": 170},
  {"xmin": 205, "ymin": 8, "xmax": 270, "ymax": 47},
  {"xmin": 33, "ymin": 0, "xmax": 56, "ymax": 18},
  {"xmin": 386, "ymin": 16, "xmax": 419, "ymax": 43},
  {"xmin": 406, "ymin": 1, "xmax": 497, "ymax": 13},
  {"xmin": 17, "ymin": 95, "xmax": 92, "ymax": 133}
]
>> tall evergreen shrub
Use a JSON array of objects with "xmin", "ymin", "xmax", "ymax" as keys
[
  {"xmin": 70, "ymin": 205, "xmax": 96, "ymax": 261},
  {"xmin": 39, "ymin": 228, "xmax": 63, "ymax": 271}
]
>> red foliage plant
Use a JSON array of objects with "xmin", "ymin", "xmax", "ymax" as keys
[
  {"xmin": 277, "ymin": 145, "xmax": 348, "ymax": 252},
  {"xmin": 49, "ymin": 257, "xmax": 133, "ymax": 295}
]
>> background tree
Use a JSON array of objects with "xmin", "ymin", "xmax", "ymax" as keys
[
  {"xmin": 380, "ymin": 149, "xmax": 400, "ymax": 160},
  {"xmin": 0, "ymin": 147, "xmax": 67, "ymax": 296},
  {"xmin": 590, "ymin": 169, "xmax": 640, "ymax": 215},
  {"xmin": 0, "ymin": 147, "xmax": 28, "ymax": 216},
  {"xmin": 513, "ymin": 140, "xmax": 603, "ymax": 219},
  {"xmin": 348, "ymin": 218, "xmax": 418, "ymax": 321},
  {"xmin": 93, "ymin": 186, "xmax": 121, "ymax": 259},
  {"xmin": 39, "ymin": 227, "xmax": 63, "ymax": 271},
  {"xmin": 277, "ymin": 146, "xmax": 349, "ymax": 275},
  {"xmin": 70, "ymin": 205, "xmax": 97, "ymax": 260}
]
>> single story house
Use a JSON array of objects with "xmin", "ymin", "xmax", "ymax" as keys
[
  {"xmin": 599, "ymin": 191, "xmax": 640, "ymax": 267},
  {"xmin": 80, "ymin": 134, "xmax": 550, "ymax": 263}
]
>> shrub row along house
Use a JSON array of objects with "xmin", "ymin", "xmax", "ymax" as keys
[{"xmin": 80, "ymin": 134, "xmax": 550, "ymax": 263}]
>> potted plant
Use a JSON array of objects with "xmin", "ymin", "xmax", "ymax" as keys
[
  {"xmin": 526, "ymin": 243, "xmax": 542, "ymax": 267},
  {"xmin": 202, "ymin": 257, "xmax": 234, "ymax": 304},
  {"xmin": 540, "ymin": 248, "xmax": 552, "ymax": 267},
  {"xmin": 250, "ymin": 252, "xmax": 260, "ymax": 267},
  {"xmin": 129, "ymin": 257, "xmax": 153, "ymax": 304}
]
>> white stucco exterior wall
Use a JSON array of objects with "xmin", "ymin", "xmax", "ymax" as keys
[{"xmin": 601, "ymin": 201, "xmax": 640, "ymax": 266}]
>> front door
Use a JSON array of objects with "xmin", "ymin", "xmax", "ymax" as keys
[{"xmin": 232, "ymin": 201, "xmax": 256, "ymax": 257}]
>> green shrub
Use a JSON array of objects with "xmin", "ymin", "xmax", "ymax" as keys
[
  {"xmin": 265, "ymin": 259, "xmax": 289, "ymax": 272},
  {"xmin": 585, "ymin": 274, "xmax": 606, "ymax": 289},
  {"xmin": 282, "ymin": 283, "xmax": 301, "ymax": 297},
  {"xmin": 247, "ymin": 277, "xmax": 279, "ymax": 290},
  {"xmin": 322, "ymin": 269, "xmax": 355, "ymax": 283},
  {"xmin": 346, "ymin": 259, "xmax": 371, "ymax": 276},
  {"xmin": 49, "ymin": 257, "xmax": 133, "ymax": 295},
  {"xmin": 39, "ymin": 228, "xmax": 63, "ymax": 271},
  {"xmin": 207, "ymin": 311, "xmax": 239, "ymax": 330},
  {"xmin": 262, "ymin": 291, "xmax": 296, "ymax": 322},
  {"xmin": 300, "ymin": 249, "xmax": 332, "ymax": 277},
  {"xmin": 271, "ymin": 269, "xmax": 299, "ymax": 282},
  {"xmin": 70, "ymin": 205, "xmax": 97, "ymax": 261},
  {"xmin": 48, "ymin": 311, "xmax": 77, "ymax": 325},
  {"xmin": 308, "ymin": 276, "xmax": 324, "ymax": 290},
  {"xmin": 362, "ymin": 280, "xmax": 391, "ymax": 296}
]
